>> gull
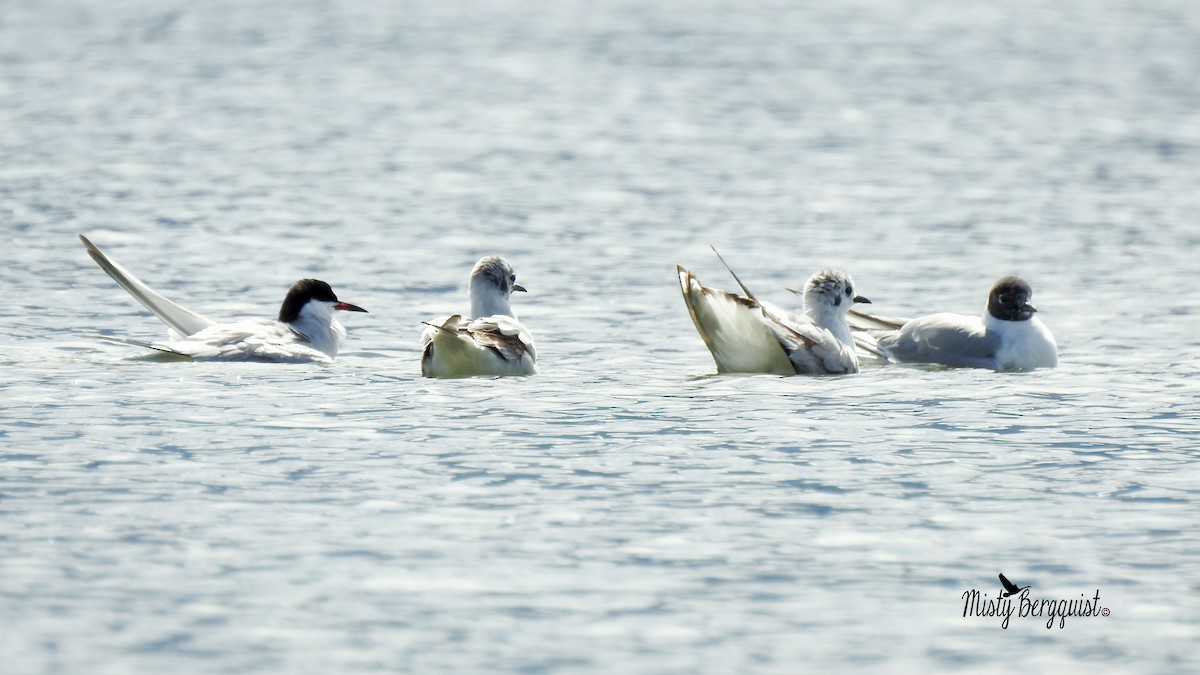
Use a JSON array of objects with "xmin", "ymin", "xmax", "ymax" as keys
[
  {"xmin": 79, "ymin": 234, "xmax": 366, "ymax": 363},
  {"xmin": 677, "ymin": 248, "xmax": 871, "ymax": 375},
  {"xmin": 848, "ymin": 275, "xmax": 1058, "ymax": 371},
  {"xmin": 421, "ymin": 256, "xmax": 536, "ymax": 378}
]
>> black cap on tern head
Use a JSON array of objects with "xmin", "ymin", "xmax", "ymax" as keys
[
  {"xmin": 278, "ymin": 278, "xmax": 368, "ymax": 322},
  {"xmin": 987, "ymin": 275, "xmax": 1036, "ymax": 322}
]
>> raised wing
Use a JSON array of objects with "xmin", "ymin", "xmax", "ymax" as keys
[
  {"xmin": 998, "ymin": 573, "xmax": 1019, "ymax": 594},
  {"xmin": 678, "ymin": 267, "xmax": 858, "ymax": 376},
  {"xmin": 677, "ymin": 266, "xmax": 794, "ymax": 375},
  {"xmin": 80, "ymin": 235, "xmax": 216, "ymax": 339}
]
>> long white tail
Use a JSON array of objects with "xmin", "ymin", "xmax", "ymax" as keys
[
  {"xmin": 81, "ymin": 333, "xmax": 191, "ymax": 358},
  {"xmin": 79, "ymin": 235, "xmax": 215, "ymax": 339}
]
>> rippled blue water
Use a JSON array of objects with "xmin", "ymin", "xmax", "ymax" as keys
[{"xmin": 3, "ymin": 0, "xmax": 1199, "ymax": 672}]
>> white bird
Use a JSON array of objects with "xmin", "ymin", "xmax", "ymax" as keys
[
  {"xmin": 421, "ymin": 256, "xmax": 536, "ymax": 378},
  {"xmin": 79, "ymin": 234, "xmax": 367, "ymax": 363},
  {"xmin": 677, "ymin": 249, "xmax": 870, "ymax": 376},
  {"xmin": 848, "ymin": 275, "xmax": 1058, "ymax": 371}
]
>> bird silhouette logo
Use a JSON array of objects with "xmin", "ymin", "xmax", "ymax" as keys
[{"xmin": 998, "ymin": 573, "xmax": 1030, "ymax": 598}]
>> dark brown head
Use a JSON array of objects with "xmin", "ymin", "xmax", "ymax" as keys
[{"xmin": 987, "ymin": 276, "xmax": 1036, "ymax": 322}]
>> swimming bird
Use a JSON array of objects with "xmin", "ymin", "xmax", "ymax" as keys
[
  {"xmin": 999, "ymin": 573, "xmax": 1031, "ymax": 598},
  {"xmin": 420, "ymin": 256, "xmax": 536, "ymax": 378},
  {"xmin": 79, "ymin": 235, "xmax": 366, "ymax": 362},
  {"xmin": 848, "ymin": 275, "xmax": 1058, "ymax": 371},
  {"xmin": 677, "ymin": 249, "xmax": 870, "ymax": 375}
]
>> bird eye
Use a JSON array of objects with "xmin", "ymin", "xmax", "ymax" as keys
[
  {"xmin": 509, "ymin": 274, "xmax": 516, "ymax": 283},
  {"xmin": 998, "ymin": 294, "xmax": 1008, "ymax": 304},
  {"xmin": 845, "ymin": 287, "xmax": 853, "ymax": 297}
]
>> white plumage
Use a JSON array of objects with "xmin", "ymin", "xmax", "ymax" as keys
[
  {"xmin": 421, "ymin": 256, "xmax": 537, "ymax": 378},
  {"xmin": 79, "ymin": 235, "xmax": 366, "ymax": 363},
  {"xmin": 848, "ymin": 275, "xmax": 1058, "ymax": 371},
  {"xmin": 677, "ymin": 250, "xmax": 870, "ymax": 376}
]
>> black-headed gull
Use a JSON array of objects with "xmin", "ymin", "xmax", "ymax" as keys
[
  {"xmin": 677, "ymin": 249, "xmax": 870, "ymax": 376},
  {"xmin": 79, "ymin": 235, "xmax": 367, "ymax": 363},
  {"xmin": 421, "ymin": 256, "xmax": 536, "ymax": 378},
  {"xmin": 849, "ymin": 275, "xmax": 1058, "ymax": 371}
]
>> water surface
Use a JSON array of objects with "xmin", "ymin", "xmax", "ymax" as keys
[{"xmin": 2, "ymin": 0, "xmax": 1199, "ymax": 672}]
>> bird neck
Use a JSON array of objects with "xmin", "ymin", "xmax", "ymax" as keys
[
  {"xmin": 289, "ymin": 302, "xmax": 344, "ymax": 358},
  {"xmin": 805, "ymin": 300, "xmax": 853, "ymax": 347},
  {"xmin": 469, "ymin": 279, "xmax": 514, "ymax": 319}
]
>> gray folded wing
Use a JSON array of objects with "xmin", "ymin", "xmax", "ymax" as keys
[
  {"xmin": 847, "ymin": 308, "xmax": 910, "ymax": 332},
  {"xmin": 875, "ymin": 313, "xmax": 1000, "ymax": 368},
  {"xmin": 848, "ymin": 309, "xmax": 908, "ymax": 362}
]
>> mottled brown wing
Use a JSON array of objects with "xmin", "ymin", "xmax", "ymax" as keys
[{"xmin": 463, "ymin": 317, "xmax": 535, "ymax": 364}]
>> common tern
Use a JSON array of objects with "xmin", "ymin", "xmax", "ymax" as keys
[
  {"xmin": 848, "ymin": 275, "xmax": 1058, "ymax": 371},
  {"xmin": 79, "ymin": 235, "xmax": 367, "ymax": 363},
  {"xmin": 677, "ymin": 249, "xmax": 870, "ymax": 375},
  {"xmin": 421, "ymin": 256, "xmax": 536, "ymax": 378}
]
